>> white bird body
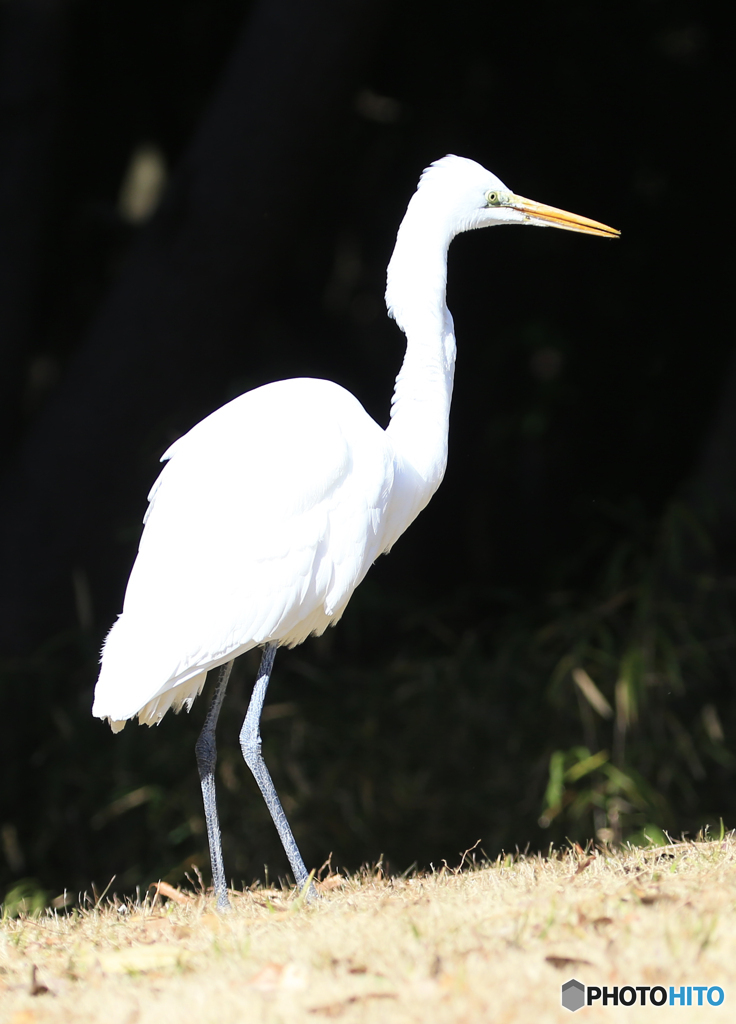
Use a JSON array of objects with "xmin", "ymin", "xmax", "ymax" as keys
[
  {"xmin": 92, "ymin": 156, "xmax": 617, "ymax": 901},
  {"xmin": 93, "ymin": 371, "xmax": 448, "ymax": 728},
  {"xmin": 93, "ymin": 158, "xmax": 488, "ymax": 733}
]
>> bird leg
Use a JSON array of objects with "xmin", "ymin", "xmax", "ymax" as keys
[
  {"xmin": 240, "ymin": 644, "xmax": 317, "ymax": 899},
  {"xmin": 195, "ymin": 660, "xmax": 233, "ymax": 910}
]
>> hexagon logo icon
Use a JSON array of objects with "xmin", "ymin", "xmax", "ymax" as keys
[{"xmin": 561, "ymin": 978, "xmax": 585, "ymax": 1012}]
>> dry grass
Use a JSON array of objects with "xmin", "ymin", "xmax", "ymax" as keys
[{"xmin": 2, "ymin": 838, "xmax": 736, "ymax": 1023}]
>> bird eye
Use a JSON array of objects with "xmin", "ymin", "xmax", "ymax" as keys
[{"xmin": 486, "ymin": 190, "xmax": 506, "ymax": 207}]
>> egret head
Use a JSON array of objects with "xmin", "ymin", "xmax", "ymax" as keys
[
  {"xmin": 416, "ymin": 155, "xmax": 620, "ymax": 239},
  {"xmin": 386, "ymin": 154, "xmax": 618, "ymax": 330}
]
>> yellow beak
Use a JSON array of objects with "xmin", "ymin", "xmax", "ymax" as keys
[{"xmin": 509, "ymin": 195, "xmax": 620, "ymax": 239}]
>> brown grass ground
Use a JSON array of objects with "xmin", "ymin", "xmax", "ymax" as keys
[{"xmin": 1, "ymin": 839, "xmax": 735, "ymax": 1023}]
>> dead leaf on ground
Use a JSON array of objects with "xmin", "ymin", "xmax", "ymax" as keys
[
  {"xmin": 573, "ymin": 856, "xmax": 595, "ymax": 876},
  {"xmin": 29, "ymin": 964, "xmax": 52, "ymax": 997},
  {"xmin": 317, "ymin": 875, "xmax": 345, "ymax": 893},
  {"xmin": 546, "ymin": 956, "xmax": 594, "ymax": 970},
  {"xmin": 308, "ymin": 993, "xmax": 398, "ymax": 1017},
  {"xmin": 248, "ymin": 962, "xmax": 308, "ymax": 992},
  {"xmin": 150, "ymin": 881, "xmax": 193, "ymax": 905},
  {"xmin": 632, "ymin": 887, "xmax": 673, "ymax": 905}
]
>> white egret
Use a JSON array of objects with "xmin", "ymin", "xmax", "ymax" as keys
[{"xmin": 93, "ymin": 155, "xmax": 618, "ymax": 907}]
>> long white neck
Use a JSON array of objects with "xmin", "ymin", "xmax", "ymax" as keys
[{"xmin": 384, "ymin": 195, "xmax": 457, "ymax": 499}]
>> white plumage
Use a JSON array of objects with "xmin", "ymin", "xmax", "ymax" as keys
[
  {"xmin": 92, "ymin": 156, "xmax": 617, "ymax": 901},
  {"xmin": 94, "ymin": 377, "xmax": 405, "ymax": 727}
]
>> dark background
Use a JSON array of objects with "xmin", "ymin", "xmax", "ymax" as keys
[{"xmin": 2, "ymin": 0, "xmax": 734, "ymax": 905}]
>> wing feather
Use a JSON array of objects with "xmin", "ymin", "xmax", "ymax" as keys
[{"xmin": 93, "ymin": 378, "xmax": 394, "ymax": 725}]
